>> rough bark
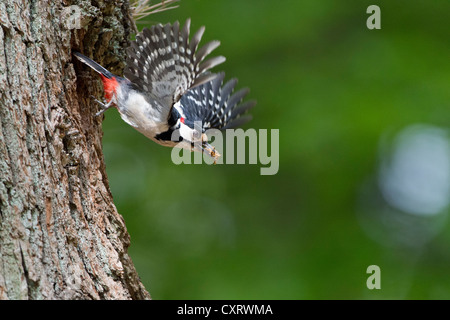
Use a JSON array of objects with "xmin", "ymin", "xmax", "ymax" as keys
[{"xmin": 0, "ymin": 0, "xmax": 150, "ymax": 299}]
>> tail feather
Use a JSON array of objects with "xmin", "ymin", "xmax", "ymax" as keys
[
  {"xmin": 73, "ymin": 51, "xmax": 114, "ymax": 79},
  {"xmin": 73, "ymin": 51, "xmax": 119, "ymax": 102}
]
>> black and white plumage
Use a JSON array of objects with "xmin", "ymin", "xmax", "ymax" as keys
[
  {"xmin": 125, "ymin": 19, "xmax": 225, "ymax": 111},
  {"xmin": 74, "ymin": 19, "xmax": 255, "ymax": 160},
  {"xmin": 179, "ymin": 72, "xmax": 256, "ymax": 131}
]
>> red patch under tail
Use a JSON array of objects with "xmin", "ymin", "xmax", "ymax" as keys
[{"xmin": 100, "ymin": 75, "xmax": 119, "ymax": 102}]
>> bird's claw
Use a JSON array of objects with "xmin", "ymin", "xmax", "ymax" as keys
[{"xmin": 90, "ymin": 95, "xmax": 113, "ymax": 116}]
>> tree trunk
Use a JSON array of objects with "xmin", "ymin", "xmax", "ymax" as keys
[{"xmin": 0, "ymin": 0, "xmax": 150, "ymax": 299}]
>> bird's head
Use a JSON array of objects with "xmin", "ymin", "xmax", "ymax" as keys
[{"xmin": 177, "ymin": 117, "xmax": 220, "ymax": 162}]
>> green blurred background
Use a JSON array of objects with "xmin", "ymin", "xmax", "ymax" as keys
[{"xmin": 102, "ymin": 0, "xmax": 450, "ymax": 299}]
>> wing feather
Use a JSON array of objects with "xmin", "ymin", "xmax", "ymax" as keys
[
  {"xmin": 178, "ymin": 72, "xmax": 255, "ymax": 131},
  {"xmin": 124, "ymin": 19, "xmax": 225, "ymax": 120}
]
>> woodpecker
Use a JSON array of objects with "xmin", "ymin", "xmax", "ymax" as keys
[{"xmin": 74, "ymin": 19, "xmax": 255, "ymax": 161}]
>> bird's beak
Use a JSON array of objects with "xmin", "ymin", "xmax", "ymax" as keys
[
  {"xmin": 192, "ymin": 133, "xmax": 221, "ymax": 164},
  {"xmin": 201, "ymin": 141, "xmax": 221, "ymax": 164}
]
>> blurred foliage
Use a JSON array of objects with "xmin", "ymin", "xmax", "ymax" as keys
[{"xmin": 101, "ymin": 0, "xmax": 450, "ymax": 299}]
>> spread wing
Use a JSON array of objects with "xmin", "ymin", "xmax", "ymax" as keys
[
  {"xmin": 179, "ymin": 72, "xmax": 256, "ymax": 131},
  {"xmin": 124, "ymin": 19, "xmax": 225, "ymax": 119}
]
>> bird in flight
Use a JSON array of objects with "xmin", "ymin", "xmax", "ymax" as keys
[{"xmin": 74, "ymin": 19, "xmax": 255, "ymax": 162}]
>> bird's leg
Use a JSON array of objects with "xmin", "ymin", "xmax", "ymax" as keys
[{"xmin": 91, "ymin": 95, "xmax": 114, "ymax": 116}]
